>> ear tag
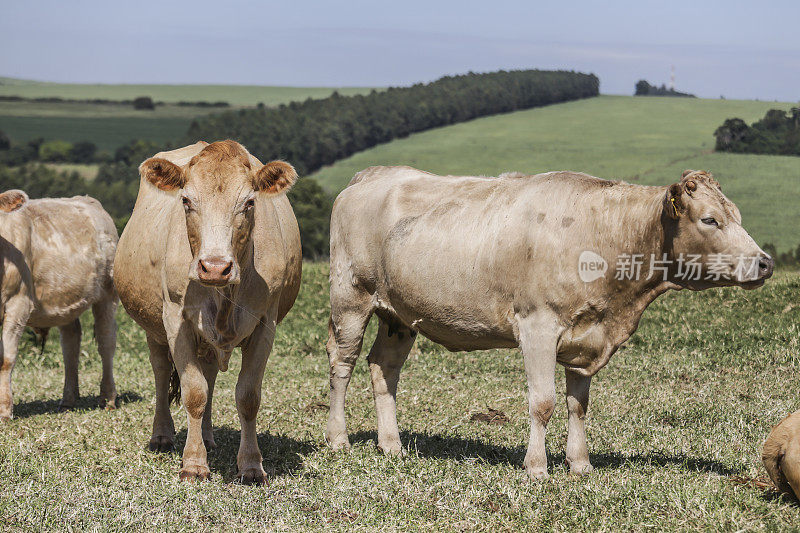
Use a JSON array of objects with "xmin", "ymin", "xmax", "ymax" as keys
[{"xmin": 670, "ymin": 197, "xmax": 679, "ymax": 217}]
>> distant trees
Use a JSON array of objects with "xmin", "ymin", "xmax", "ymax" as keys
[
  {"xmin": 132, "ymin": 96, "xmax": 155, "ymax": 110},
  {"xmin": 286, "ymin": 178, "xmax": 334, "ymax": 259},
  {"xmin": 70, "ymin": 141, "xmax": 98, "ymax": 163},
  {"xmin": 0, "ymin": 130, "xmax": 9, "ymax": 151},
  {"xmin": 38, "ymin": 140, "xmax": 73, "ymax": 162},
  {"xmin": 634, "ymin": 80, "xmax": 695, "ymax": 98},
  {"xmin": 187, "ymin": 69, "xmax": 600, "ymax": 176},
  {"xmin": 715, "ymin": 107, "xmax": 800, "ymax": 155}
]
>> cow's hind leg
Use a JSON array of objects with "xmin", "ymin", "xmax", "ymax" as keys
[
  {"xmin": 367, "ymin": 317, "xmax": 415, "ymax": 455},
  {"xmin": 565, "ymin": 369, "xmax": 593, "ymax": 475},
  {"xmin": 59, "ymin": 319, "xmax": 82, "ymax": 410},
  {"xmin": 518, "ymin": 313, "xmax": 559, "ymax": 480},
  {"xmin": 92, "ymin": 297, "xmax": 117, "ymax": 409},
  {"xmin": 147, "ymin": 336, "xmax": 175, "ymax": 452},
  {"xmin": 326, "ymin": 300, "xmax": 372, "ymax": 451}
]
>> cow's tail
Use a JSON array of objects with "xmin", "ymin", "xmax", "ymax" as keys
[
  {"xmin": 34, "ymin": 327, "xmax": 49, "ymax": 354},
  {"xmin": 168, "ymin": 359, "xmax": 181, "ymax": 406}
]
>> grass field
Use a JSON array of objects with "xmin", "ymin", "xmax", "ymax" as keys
[
  {"xmin": 0, "ymin": 262, "xmax": 798, "ymax": 530},
  {"xmin": 0, "ymin": 76, "xmax": 377, "ymax": 152},
  {"xmin": 0, "ymin": 77, "xmax": 375, "ymax": 106},
  {"xmin": 311, "ymin": 95, "xmax": 800, "ymax": 252},
  {"xmin": 0, "ymin": 115, "xmax": 193, "ymax": 153}
]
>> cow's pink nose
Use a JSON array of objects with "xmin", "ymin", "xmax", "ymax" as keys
[{"xmin": 197, "ymin": 257, "xmax": 234, "ymax": 285}]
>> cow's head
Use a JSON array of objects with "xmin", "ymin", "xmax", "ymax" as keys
[
  {"xmin": 663, "ymin": 170, "xmax": 772, "ymax": 289},
  {"xmin": 140, "ymin": 140, "xmax": 297, "ymax": 287},
  {"xmin": 0, "ymin": 190, "xmax": 28, "ymax": 214}
]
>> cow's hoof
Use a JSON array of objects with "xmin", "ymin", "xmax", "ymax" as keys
[
  {"xmin": 179, "ymin": 465, "xmax": 211, "ymax": 482},
  {"xmin": 568, "ymin": 462, "xmax": 594, "ymax": 476},
  {"xmin": 101, "ymin": 398, "xmax": 117, "ymax": 410},
  {"xmin": 377, "ymin": 441, "xmax": 406, "ymax": 457},
  {"xmin": 236, "ymin": 468, "xmax": 268, "ymax": 486},
  {"xmin": 203, "ymin": 437, "xmax": 217, "ymax": 450},
  {"xmin": 0, "ymin": 415, "xmax": 11, "ymax": 423},
  {"xmin": 326, "ymin": 434, "xmax": 351, "ymax": 451},
  {"xmin": 526, "ymin": 467, "xmax": 549, "ymax": 481},
  {"xmin": 148, "ymin": 435, "xmax": 174, "ymax": 453}
]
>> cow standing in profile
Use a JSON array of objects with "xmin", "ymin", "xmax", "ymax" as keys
[
  {"xmin": 326, "ymin": 167, "xmax": 773, "ymax": 480},
  {"xmin": 0, "ymin": 191, "xmax": 118, "ymax": 419},
  {"xmin": 114, "ymin": 141, "xmax": 301, "ymax": 483}
]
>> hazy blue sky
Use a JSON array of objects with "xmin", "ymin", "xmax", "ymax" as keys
[{"xmin": 2, "ymin": 0, "xmax": 798, "ymax": 100}]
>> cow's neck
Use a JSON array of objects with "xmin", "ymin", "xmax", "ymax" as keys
[
  {"xmin": 600, "ymin": 185, "xmax": 679, "ymax": 359},
  {"xmin": 204, "ymin": 240, "xmax": 255, "ymax": 351}
]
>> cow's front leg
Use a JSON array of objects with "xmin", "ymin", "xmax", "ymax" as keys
[
  {"xmin": 169, "ymin": 325, "xmax": 209, "ymax": 481},
  {"xmin": 236, "ymin": 320, "xmax": 273, "ymax": 485},
  {"xmin": 0, "ymin": 299, "xmax": 31, "ymax": 420},
  {"xmin": 565, "ymin": 369, "xmax": 593, "ymax": 475},
  {"xmin": 518, "ymin": 313, "xmax": 559, "ymax": 480},
  {"xmin": 198, "ymin": 353, "xmax": 218, "ymax": 450}
]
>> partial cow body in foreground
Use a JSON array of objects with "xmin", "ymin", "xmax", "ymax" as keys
[
  {"xmin": 0, "ymin": 191, "xmax": 118, "ymax": 419},
  {"xmin": 763, "ymin": 410, "xmax": 800, "ymax": 500},
  {"xmin": 114, "ymin": 141, "xmax": 301, "ymax": 483},
  {"xmin": 327, "ymin": 166, "xmax": 773, "ymax": 479}
]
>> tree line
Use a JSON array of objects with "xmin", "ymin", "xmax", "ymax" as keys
[
  {"xmin": 714, "ymin": 107, "xmax": 800, "ymax": 156},
  {"xmin": 634, "ymin": 80, "xmax": 695, "ymax": 98},
  {"xmin": 186, "ymin": 69, "xmax": 599, "ymax": 176}
]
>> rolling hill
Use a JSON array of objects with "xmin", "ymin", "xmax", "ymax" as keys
[{"xmin": 310, "ymin": 95, "xmax": 800, "ymax": 251}]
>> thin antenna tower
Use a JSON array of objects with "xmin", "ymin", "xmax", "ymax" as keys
[{"xmin": 669, "ymin": 65, "xmax": 675, "ymax": 91}]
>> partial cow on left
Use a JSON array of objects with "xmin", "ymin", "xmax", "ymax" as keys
[{"xmin": 0, "ymin": 190, "xmax": 118, "ymax": 419}]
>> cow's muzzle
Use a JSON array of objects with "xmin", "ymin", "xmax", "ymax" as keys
[
  {"xmin": 758, "ymin": 254, "xmax": 774, "ymax": 279},
  {"xmin": 196, "ymin": 256, "xmax": 238, "ymax": 286}
]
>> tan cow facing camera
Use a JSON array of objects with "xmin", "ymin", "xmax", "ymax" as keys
[
  {"xmin": 114, "ymin": 141, "xmax": 301, "ymax": 484},
  {"xmin": 0, "ymin": 191, "xmax": 118, "ymax": 419},
  {"xmin": 326, "ymin": 167, "xmax": 773, "ymax": 480}
]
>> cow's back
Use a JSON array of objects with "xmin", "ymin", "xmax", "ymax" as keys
[{"xmin": 26, "ymin": 196, "xmax": 118, "ymax": 326}]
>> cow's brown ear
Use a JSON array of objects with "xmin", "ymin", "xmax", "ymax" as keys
[
  {"xmin": 254, "ymin": 161, "xmax": 298, "ymax": 195},
  {"xmin": 140, "ymin": 158, "xmax": 185, "ymax": 191},
  {"xmin": 664, "ymin": 183, "xmax": 684, "ymax": 219},
  {"xmin": 0, "ymin": 190, "xmax": 28, "ymax": 213},
  {"xmin": 681, "ymin": 169, "xmax": 695, "ymax": 178}
]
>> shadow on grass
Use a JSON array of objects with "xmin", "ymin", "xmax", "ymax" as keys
[
  {"xmin": 174, "ymin": 425, "xmax": 318, "ymax": 483},
  {"xmin": 351, "ymin": 429, "xmax": 739, "ymax": 475},
  {"xmin": 13, "ymin": 391, "xmax": 143, "ymax": 419}
]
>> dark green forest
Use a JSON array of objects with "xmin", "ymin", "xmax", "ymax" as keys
[
  {"xmin": 634, "ymin": 80, "xmax": 695, "ymax": 98},
  {"xmin": 0, "ymin": 69, "xmax": 598, "ymax": 257},
  {"xmin": 714, "ymin": 107, "xmax": 800, "ymax": 156}
]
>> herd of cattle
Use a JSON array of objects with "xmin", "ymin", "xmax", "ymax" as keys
[{"xmin": 0, "ymin": 140, "xmax": 796, "ymax": 496}]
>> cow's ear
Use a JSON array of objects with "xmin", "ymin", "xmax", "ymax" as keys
[
  {"xmin": 681, "ymin": 169, "xmax": 695, "ymax": 178},
  {"xmin": 0, "ymin": 190, "xmax": 28, "ymax": 213},
  {"xmin": 140, "ymin": 158, "xmax": 185, "ymax": 191},
  {"xmin": 254, "ymin": 161, "xmax": 298, "ymax": 195},
  {"xmin": 664, "ymin": 183, "xmax": 684, "ymax": 219}
]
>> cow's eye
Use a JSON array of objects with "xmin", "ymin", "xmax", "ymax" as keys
[
  {"xmin": 181, "ymin": 196, "xmax": 193, "ymax": 211},
  {"xmin": 243, "ymin": 198, "xmax": 255, "ymax": 211},
  {"xmin": 701, "ymin": 217, "xmax": 718, "ymax": 227}
]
